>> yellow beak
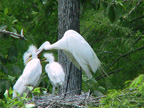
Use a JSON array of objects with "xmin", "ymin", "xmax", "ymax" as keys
[
  {"xmin": 25, "ymin": 57, "xmax": 32, "ymax": 65},
  {"xmin": 42, "ymin": 58, "xmax": 47, "ymax": 62}
]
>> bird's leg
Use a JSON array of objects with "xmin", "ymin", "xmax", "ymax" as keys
[
  {"xmin": 26, "ymin": 86, "xmax": 35, "ymax": 99},
  {"xmin": 52, "ymin": 86, "xmax": 55, "ymax": 96},
  {"xmin": 59, "ymin": 85, "xmax": 65, "ymax": 99},
  {"xmin": 31, "ymin": 86, "xmax": 35, "ymax": 100}
]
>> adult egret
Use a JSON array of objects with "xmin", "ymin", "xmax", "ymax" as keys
[
  {"xmin": 13, "ymin": 45, "xmax": 42, "ymax": 98},
  {"xmin": 43, "ymin": 53, "xmax": 65, "ymax": 95},
  {"xmin": 37, "ymin": 30, "xmax": 104, "ymax": 79}
]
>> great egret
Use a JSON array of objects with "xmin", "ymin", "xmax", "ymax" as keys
[
  {"xmin": 43, "ymin": 53, "xmax": 65, "ymax": 95},
  {"xmin": 37, "ymin": 30, "xmax": 104, "ymax": 79},
  {"xmin": 13, "ymin": 45, "xmax": 42, "ymax": 98}
]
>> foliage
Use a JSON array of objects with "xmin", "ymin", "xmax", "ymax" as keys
[
  {"xmin": 0, "ymin": 87, "xmax": 45, "ymax": 108},
  {"xmin": 99, "ymin": 74, "xmax": 144, "ymax": 107},
  {"xmin": 0, "ymin": 0, "xmax": 57, "ymax": 99},
  {"xmin": 0, "ymin": 0, "xmax": 144, "ymax": 107},
  {"xmin": 80, "ymin": 0, "xmax": 144, "ymax": 90}
]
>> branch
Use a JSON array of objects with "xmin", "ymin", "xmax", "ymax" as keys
[
  {"xmin": 108, "ymin": 46, "xmax": 144, "ymax": 68},
  {"xmin": 130, "ymin": 15, "xmax": 144, "ymax": 23},
  {"xmin": 127, "ymin": 1, "xmax": 141, "ymax": 16},
  {"xmin": 0, "ymin": 29, "xmax": 27, "ymax": 40},
  {"xmin": 96, "ymin": 69, "xmax": 122, "ymax": 80}
]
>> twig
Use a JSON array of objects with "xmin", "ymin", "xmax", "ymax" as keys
[
  {"xmin": 108, "ymin": 46, "xmax": 144, "ymax": 68},
  {"xmin": 130, "ymin": 15, "xmax": 144, "ymax": 23},
  {"xmin": 96, "ymin": 69, "xmax": 122, "ymax": 80},
  {"xmin": 128, "ymin": 1, "xmax": 141, "ymax": 16},
  {"xmin": 0, "ymin": 29, "xmax": 27, "ymax": 40}
]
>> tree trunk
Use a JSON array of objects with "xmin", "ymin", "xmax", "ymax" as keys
[{"xmin": 58, "ymin": 0, "xmax": 82, "ymax": 96}]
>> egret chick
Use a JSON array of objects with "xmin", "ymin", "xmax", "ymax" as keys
[
  {"xmin": 37, "ymin": 30, "xmax": 105, "ymax": 79},
  {"xmin": 44, "ymin": 53, "xmax": 65, "ymax": 95},
  {"xmin": 23, "ymin": 51, "xmax": 31, "ymax": 65},
  {"xmin": 13, "ymin": 75, "xmax": 28, "ymax": 98},
  {"xmin": 13, "ymin": 45, "xmax": 42, "ymax": 98}
]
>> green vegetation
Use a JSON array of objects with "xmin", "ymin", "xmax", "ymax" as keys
[{"xmin": 0, "ymin": 0, "xmax": 144, "ymax": 107}]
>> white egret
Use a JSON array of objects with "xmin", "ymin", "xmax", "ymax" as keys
[
  {"xmin": 43, "ymin": 53, "xmax": 65, "ymax": 95},
  {"xmin": 37, "ymin": 30, "xmax": 104, "ymax": 79},
  {"xmin": 13, "ymin": 45, "xmax": 42, "ymax": 98},
  {"xmin": 13, "ymin": 75, "xmax": 28, "ymax": 98},
  {"xmin": 23, "ymin": 51, "xmax": 31, "ymax": 65}
]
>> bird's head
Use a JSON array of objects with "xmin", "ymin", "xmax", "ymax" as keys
[
  {"xmin": 24, "ymin": 45, "xmax": 38, "ymax": 65},
  {"xmin": 23, "ymin": 52, "xmax": 31, "ymax": 65},
  {"xmin": 43, "ymin": 53, "xmax": 55, "ymax": 63},
  {"xmin": 36, "ymin": 41, "xmax": 51, "ymax": 55},
  {"xmin": 28, "ymin": 45, "xmax": 37, "ymax": 54}
]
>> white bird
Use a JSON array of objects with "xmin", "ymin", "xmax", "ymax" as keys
[
  {"xmin": 43, "ymin": 53, "xmax": 65, "ymax": 95},
  {"xmin": 37, "ymin": 30, "xmax": 104, "ymax": 79},
  {"xmin": 13, "ymin": 45, "xmax": 42, "ymax": 98},
  {"xmin": 23, "ymin": 51, "xmax": 32, "ymax": 65},
  {"xmin": 13, "ymin": 75, "xmax": 28, "ymax": 98}
]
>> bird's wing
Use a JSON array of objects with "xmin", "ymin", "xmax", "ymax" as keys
[
  {"xmin": 13, "ymin": 75, "xmax": 24, "ymax": 90},
  {"xmin": 67, "ymin": 32, "xmax": 101, "ymax": 78},
  {"xmin": 63, "ymin": 50, "xmax": 80, "ymax": 69},
  {"xmin": 13, "ymin": 75, "xmax": 28, "ymax": 98},
  {"xmin": 22, "ymin": 59, "xmax": 42, "ymax": 86}
]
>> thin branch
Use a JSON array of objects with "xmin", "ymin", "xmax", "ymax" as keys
[
  {"xmin": 108, "ymin": 46, "xmax": 144, "ymax": 68},
  {"xmin": 128, "ymin": 1, "xmax": 141, "ymax": 16},
  {"xmin": 130, "ymin": 15, "xmax": 144, "ymax": 23},
  {"xmin": 0, "ymin": 29, "xmax": 27, "ymax": 40},
  {"xmin": 96, "ymin": 69, "xmax": 122, "ymax": 80}
]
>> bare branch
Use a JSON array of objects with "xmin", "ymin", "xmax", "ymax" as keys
[
  {"xmin": 96, "ymin": 69, "xmax": 122, "ymax": 80},
  {"xmin": 130, "ymin": 15, "xmax": 144, "ymax": 23},
  {"xmin": 127, "ymin": 1, "xmax": 141, "ymax": 16},
  {"xmin": 0, "ymin": 29, "xmax": 27, "ymax": 40},
  {"xmin": 108, "ymin": 46, "xmax": 144, "ymax": 68}
]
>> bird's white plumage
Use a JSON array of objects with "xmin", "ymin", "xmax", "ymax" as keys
[
  {"xmin": 44, "ymin": 53, "xmax": 65, "ymax": 95},
  {"xmin": 13, "ymin": 45, "xmax": 42, "ymax": 98},
  {"xmin": 23, "ymin": 52, "xmax": 31, "ymax": 65},
  {"xmin": 37, "ymin": 30, "xmax": 102, "ymax": 79},
  {"xmin": 13, "ymin": 75, "xmax": 28, "ymax": 98}
]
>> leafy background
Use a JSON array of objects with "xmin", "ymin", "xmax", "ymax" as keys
[{"xmin": 0, "ymin": 0, "xmax": 144, "ymax": 107}]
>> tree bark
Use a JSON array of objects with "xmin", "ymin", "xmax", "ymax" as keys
[{"xmin": 58, "ymin": 0, "xmax": 82, "ymax": 95}]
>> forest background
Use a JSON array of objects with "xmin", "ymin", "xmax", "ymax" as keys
[{"xmin": 0, "ymin": 0, "xmax": 144, "ymax": 107}]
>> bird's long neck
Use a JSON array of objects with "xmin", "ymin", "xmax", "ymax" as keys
[
  {"xmin": 50, "ymin": 38, "xmax": 67, "ymax": 51},
  {"xmin": 32, "ymin": 53, "xmax": 38, "ymax": 59}
]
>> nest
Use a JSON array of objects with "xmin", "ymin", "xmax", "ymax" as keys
[{"xmin": 27, "ymin": 91, "xmax": 105, "ymax": 108}]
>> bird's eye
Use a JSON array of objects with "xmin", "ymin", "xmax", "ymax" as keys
[{"xmin": 29, "ymin": 55, "xmax": 32, "ymax": 58}]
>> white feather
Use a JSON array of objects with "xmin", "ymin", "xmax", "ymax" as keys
[
  {"xmin": 44, "ymin": 53, "xmax": 65, "ymax": 95},
  {"xmin": 38, "ymin": 30, "xmax": 103, "ymax": 79}
]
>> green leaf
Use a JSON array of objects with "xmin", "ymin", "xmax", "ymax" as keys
[
  {"xmin": 108, "ymin": 5, "xmax": 116, "ymax": 23},
  {"xmin": 115, "ymin": 3, "xmax": 123, "ymax": 19},
  {"xmin": 32, "ymin": 87, "xmax": 40, "ymax": 94},
  {"xmin": 2, "ymin": 65, "xmax": 8, "ymax": 75},
  {"xmin": 4, "ymin": 8, "xmax": 8, "ymax": 15},
  {"xmin": 101, "ymin": 1, "xmax": 108, "ymax": 10},
  {"xmin": 130, "ymin": 74, "xmax": 144, "ymax": 88},
  {"xmin": 0, "ymin": 79, "xmax": 11, "ymax": 92},
  {"xmin": 4, "ymin": 89, "xmax": 8, "ymax": 99},
  {"xmin": 11, "ymin": 65, "xmax": 22, "ymax": 75},
  {"xmin": 101, "ymin": 1, "xmax": 108, "ymax": 16},
  {"xmin": 27, "ymin": 86, "xmax": 33, "ymax": 91},
  {"xmin": 8, "ymin": 46, "xmax": 18, "ymax": 62}
]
